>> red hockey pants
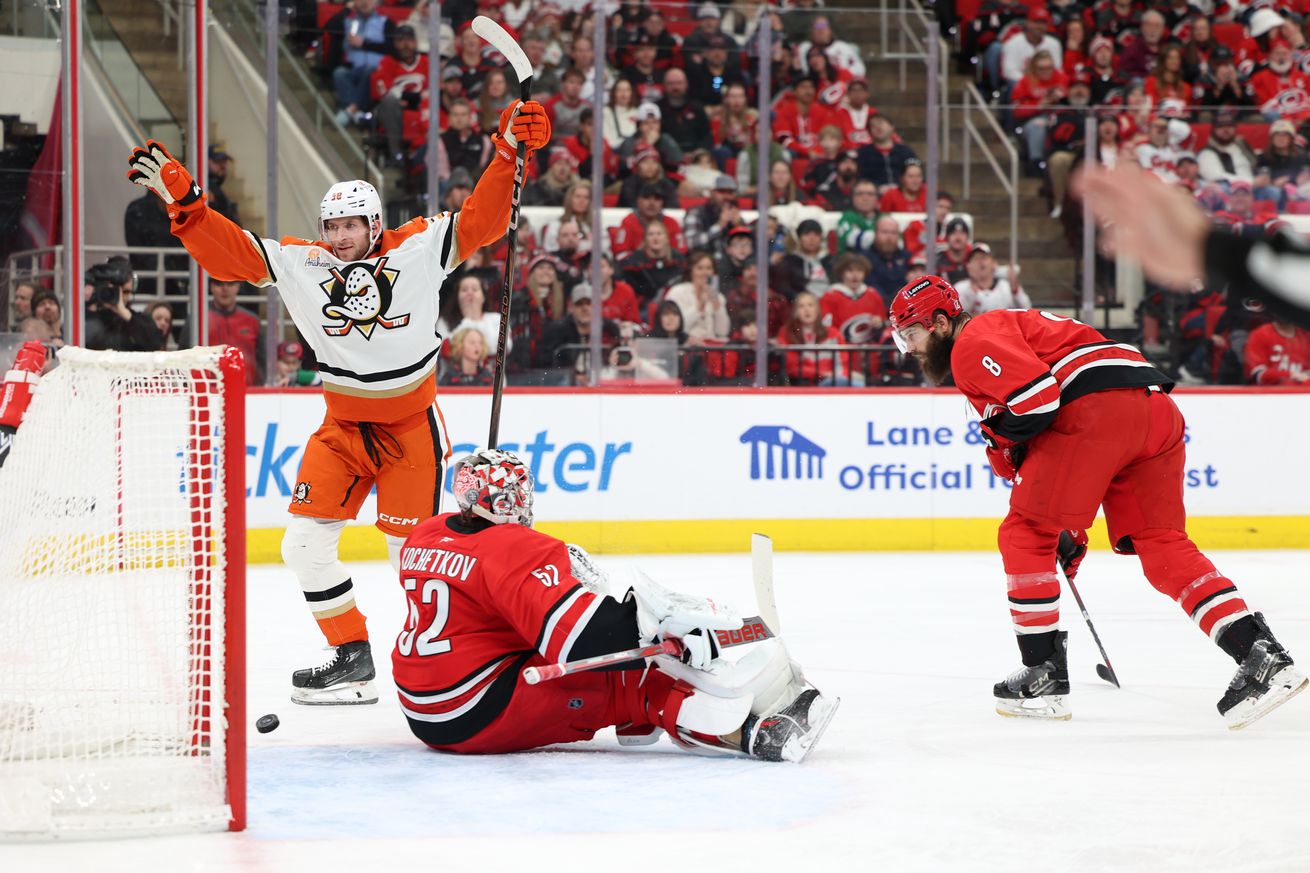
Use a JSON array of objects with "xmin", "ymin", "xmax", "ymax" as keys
[{"xmin": 999, "ymin": 389, "xmax": 1247, "ymax": 643}]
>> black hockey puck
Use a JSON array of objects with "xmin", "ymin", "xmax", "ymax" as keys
[{"xmin": 256, "ymin": 714, "xmax": 280, "ymax": 734}]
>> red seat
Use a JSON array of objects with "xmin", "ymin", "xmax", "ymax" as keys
[
  {"xmin": 1238, "ymin": 122, "xmax": 1271, "ymax": 152},
  {"xmin": 681, "ymin": 195, "xmax": 708, "ymax": 209},
  {"xmin": 1213, "ymin": 22, "xmax": 1247, "ymax": 54},
  {"xmin": 666, "ymin": 21, "xmax": 697, "ymax": 39},
  {"xmin": 1190, "ymin": 122, "xmax": 1212, "ymax": 151},
  {"xmin": 791, "ymin": 156, "xmax": 810, "ymax": 187},
  {"xmin": 1286, "ymin": 201, "xmax": 1310, "ymax": 214},
  {"xmin": 603, "ymin": 193, "xmax": 619, "ymax": 207}
]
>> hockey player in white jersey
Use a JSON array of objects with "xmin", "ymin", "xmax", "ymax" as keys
[{"xmin": 126, "ymin": 101, "xmax": 553, "ymax": 704}]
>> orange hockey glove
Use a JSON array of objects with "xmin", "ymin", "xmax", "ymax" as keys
[
  {"xmin": 496, "ymin": 100, "xmax": 552, "ymax": 153},
  {"xmin": 125, "ymin": 140, "xmax": 204, "ymax": 220}
]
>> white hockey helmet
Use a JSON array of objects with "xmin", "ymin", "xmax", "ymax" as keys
[{"xmin": 319, "ymin": 180, "xmax": 383, "ymax": 253}]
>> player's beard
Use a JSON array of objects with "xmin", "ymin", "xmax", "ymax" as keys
[{"xmin": 916, "ymin": 329, "xmax": 955, "ymax": 385}]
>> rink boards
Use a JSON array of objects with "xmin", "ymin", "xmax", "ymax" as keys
[{"xmin": 242, "ymin": 387, "xmax": 1310, "ymax": 559}]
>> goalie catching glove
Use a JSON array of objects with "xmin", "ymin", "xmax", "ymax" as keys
[
  {"xmin": 125, "ymin": 140, "xmax": 204, "ymax": 220},
  {"xmin": 626, "ymin": 571, "xmax": 742, "ymax": 670},
  {"xmin": 495, "ymin": 100, "xmax": 552, "ymax": 154}
]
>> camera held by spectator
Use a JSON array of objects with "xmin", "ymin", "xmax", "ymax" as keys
[{"xmin": 84, "ymin": 257, "xmax": 160, "ymax": 352}]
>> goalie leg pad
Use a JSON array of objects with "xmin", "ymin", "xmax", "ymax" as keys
[{"xmin": 655, "ymin": 638, "xmax": 804, "ymax": 716}]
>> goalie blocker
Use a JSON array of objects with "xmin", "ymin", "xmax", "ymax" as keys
[{"xmin": 390, "ymin": 449, "xmax": 837, "ymax": 763}]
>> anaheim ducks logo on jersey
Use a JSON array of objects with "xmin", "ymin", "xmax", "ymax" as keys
[{"xmin": 318, "ymin": 257, "xmax": 412, "ymax": 339}]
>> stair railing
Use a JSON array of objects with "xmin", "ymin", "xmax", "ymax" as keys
[
  {"xmin": 879, "ymin": 0, "xmax": 951, "ymax": 162},
  {"xmin": 961, "ymin": 83, "xmax": 1019, "ymax": 270}
]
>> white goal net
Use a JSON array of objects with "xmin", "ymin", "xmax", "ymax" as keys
[{"xmin": 0, "ymin": 347, "xmax": 245, "ymax": 839}]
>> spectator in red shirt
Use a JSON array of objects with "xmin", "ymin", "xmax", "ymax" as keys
[
  {"xmin": 1248, "ymin": 37, "xmax": 1310, "ymax": 122},
  {"xmin": 805, "ymin": 45, "xmax": 852, "ymax": 107},
  {"xmin": 777, "ymin": 291, "xmax": 853, "ymax": 386},
  {"xmin": 207, "ymin": 278, "xmax": 263, "ymax": 384},
  {"xmin": 773, "ymin": 74, "xmax": 836, "ymax": 158},
  {"xmin": 1245, "ymin": 319, "xmax": 1310, "ymax": 384},
  {"xmin": 821, "ymin": 252, "xmax": 886, "ymax": 345},
  {"xmin": 835, "ymin": 78, "xmax": 874, "ymax": 149},
  {"xmin": 370, "ymin": 25, "xmax": 428, "ymax": 164},
  {"xmin": 1145, "ymin": 43, "xmax": 1194, "ymax": 106},
  {"xmin": 902, "ymin": 191, "xmax": 954, "ymax": 259},
  {"xmin": 1011, "ymin": 50, "xmax": 1069, "ymax": 169},
  {"xmin": 613, "ymin": 183, "xmax": 687, "ymax": 256},
  {"xmin": 1214, "ymin": 179, "xmax": 1278, "ymax": 228},
  {"xmin": 878, "ymin": 160, "xmax": 927, "ymax": 213},
  {"xmin": 596, "ymin": 254, "xmax": 642, "ymax": 325}
]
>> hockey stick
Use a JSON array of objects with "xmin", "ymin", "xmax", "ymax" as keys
[
  {"xmin": 752, "ymin": 533, "xmax": 780, "ymax": 635},
  {"xmin": 523, "ymin": 613, "xmax": 776, "ymax": 685},
  {"xmin": 472, "ymin": 15, "xmax": 533, "ymax": 448},
  {"xmin": 524, "ymin": 639, "xmax": 682, "ymax": 685},
  {"xmin": 1058, "ymin": 532, "xmax": 1120, "ymax": 688}
]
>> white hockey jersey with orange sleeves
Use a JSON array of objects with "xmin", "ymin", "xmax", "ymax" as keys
[{"xmin": 168, "ymin": 146, "xmax": 516, "ymax": 424}]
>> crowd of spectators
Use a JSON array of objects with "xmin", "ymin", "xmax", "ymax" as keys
[
  {"xmin": 966, "ymin": 1, "xmax": 1310, "ymax": 383},
  {"xmin": 309, "ymin": 0, "xmax": 1032, "ymax": 386}
]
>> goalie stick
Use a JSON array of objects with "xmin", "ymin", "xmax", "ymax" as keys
[
  {"xmin": 522, "ymin": 614, "xmax": 777, "ymax": 685},
  {"xmin": 473, "ymin": 14, "xmax": 533, "ymax": 448},
  {"xmin": 525, "ymin": 538, "xmax": 783, "ymax": 686}
]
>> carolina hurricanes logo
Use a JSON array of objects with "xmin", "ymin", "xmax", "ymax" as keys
[
  {"xmin": 318, "ymin": 257, "xmax": 411, "ymax": 339},
  {"xmin": 841, "ymin": 313, "xmax": 878, "ymax": 345}
]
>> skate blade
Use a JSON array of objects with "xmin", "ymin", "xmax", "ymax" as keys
[
  {"xmin": 790, "ymin": 695, "xmax": 841, "ymax": 764},
  {"xmin": 1227, "ymin": 669, "xmax": 1308, "ymax": 731},
  {"xmin": 995, "ymin": 695, "xmax": 1072, "ymax": 721},
  {"xmin": 290, "ymin": 680, "xmax": 379, "ymax": 706}
]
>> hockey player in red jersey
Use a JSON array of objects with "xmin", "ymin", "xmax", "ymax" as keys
[
  {"xmin": 888, "ymin": 276, "xmax": 1307, "ymax": 729},
  {"xmin": 391, "ymin": 448, "xmax": 838, "ymax": 761}
]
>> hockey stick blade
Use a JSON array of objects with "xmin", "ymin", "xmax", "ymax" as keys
[
  {"xmin": 1095, "ymin": 662, "xmax": 1120, "ymax": 688},
  {"xmin": 472, "ymin": 16, "xmax": 533, "ymax": 94},
  {"xmin": 751, "ymin": 533, "xmax": 780, "ymax": 636}
]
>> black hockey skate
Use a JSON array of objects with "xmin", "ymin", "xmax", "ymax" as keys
[
  {"xmin": 290, "ymin": 640, "xmax": 379, "ymax": 705},
  {"xmin": 741, "ymin": 685, "xmax": 840, "ymax": 763},
  {"xmin": 994, "ymin": 631, "xmax": 1071, "ymax": 720},
  {"xmin": 1218, "ymin": 615, "xmax": 1307, "ymax": 730}
]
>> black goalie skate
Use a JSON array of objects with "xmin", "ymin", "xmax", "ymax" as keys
[
  {"xmin": 290, "ymin": 640, "xmax": 379, "ymax": 705},
  {"xmin": 741, "ymin": 685, "xmax": 840, "ymax": 763},
  {"xmin": 1218, "ymin": 615, "xmax": 1307, "ymax": 730},
  {"xmin": 994, "ymin": 631, "xmax": 1071, "ymax": 720}
]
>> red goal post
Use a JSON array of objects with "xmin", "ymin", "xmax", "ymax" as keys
[{"xmin": 0, "ymin": 346, "xmax": 245, "ymax": 839}]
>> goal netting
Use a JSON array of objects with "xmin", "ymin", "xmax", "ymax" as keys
[{"xmin": 0, "ymin": 346, "xmax": 246, "ymax": 839}]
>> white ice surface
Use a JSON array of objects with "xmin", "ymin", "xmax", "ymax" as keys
[{"xmin": 7, "ymin": 550, "xmax": 1310, "ymax": 872}]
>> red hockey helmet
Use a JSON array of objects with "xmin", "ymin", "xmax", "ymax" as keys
[{"xmin": 889, "ymin": 275, "xmax": 963, "ymax": 352}]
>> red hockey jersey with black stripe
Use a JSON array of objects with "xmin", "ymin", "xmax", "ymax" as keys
[
  {"xmin": 950, "ymin": 309, "xmax": 1172, "ymax": 445},
  {"xmin": 391, "ymin": 514, "xmax": 608, "ymax": 745}
]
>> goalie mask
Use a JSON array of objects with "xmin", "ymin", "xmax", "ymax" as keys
[
  {"xmin": 320, "ymin": 180, "xmax": 384, "ymax": 253},
  {"xmin": 452, "ymin": 448, "xmax": 535, "ymax": 527}
]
